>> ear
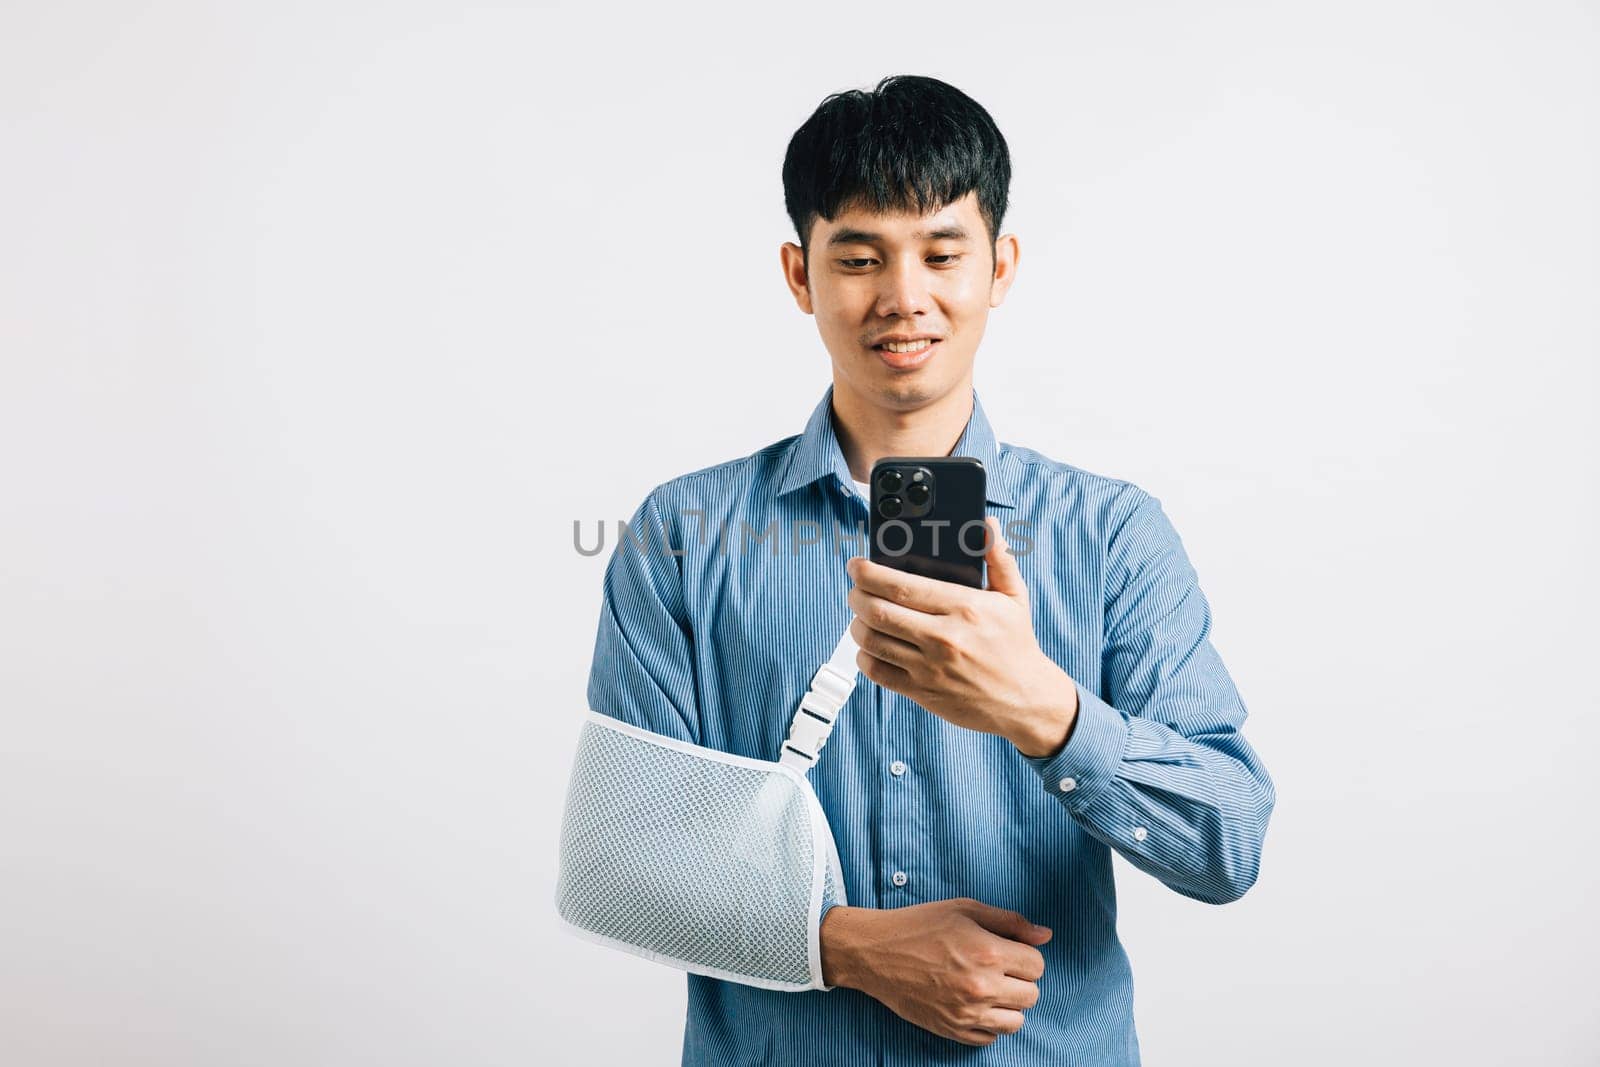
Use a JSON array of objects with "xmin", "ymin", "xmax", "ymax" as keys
[
  {"xmin": 780, "ymin": 242, "xmax": 814, "ymax": 314},
  {"xmin": 989, "ymin": 233, "xmax": 1020, "ymax": 308}
]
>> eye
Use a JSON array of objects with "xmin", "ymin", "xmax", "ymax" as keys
[
  {"xmin": 929, "ymin": 254, "xmax": 962, "ymax": 265},
  {"xmin": 839, "ymin": 258, "xmax": 876, "ymax": 269}
]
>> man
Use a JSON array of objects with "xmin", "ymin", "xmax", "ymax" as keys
[{"xmin": 585, "ymin": 74, "xmax": 1275, "ymax": 1065}]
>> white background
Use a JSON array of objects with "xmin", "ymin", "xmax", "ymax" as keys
[{"xmin": 2, "ymin": 2, "xmax": 1596, "ymax": 1064}]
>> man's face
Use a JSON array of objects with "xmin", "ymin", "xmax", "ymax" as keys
[{"xmin": 781, "ymin": 189, "xmax": 1019, "ymax": 413}]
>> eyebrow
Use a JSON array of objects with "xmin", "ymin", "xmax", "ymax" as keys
[{"xmin": 825, "ymin": 225, "xmax": 972, "ymax": 247}]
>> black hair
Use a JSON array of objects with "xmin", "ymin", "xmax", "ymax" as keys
[{"xmin": 782, "ymin": 74, "xmax": 1011, "ymax": 277}]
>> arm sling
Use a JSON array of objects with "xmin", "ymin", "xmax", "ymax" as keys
[{"xmin": 555, "ymin": 618, "xmax": 860, "ymax": 992}]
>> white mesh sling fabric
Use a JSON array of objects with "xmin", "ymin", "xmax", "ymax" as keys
[{"xmin": 555, "ymin": 618, "xmax": 860, "ymax": 992}]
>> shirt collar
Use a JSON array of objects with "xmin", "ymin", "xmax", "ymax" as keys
[{"xmin": 775, "ymin": 383, "xmax": 1016, "ymax": 508}]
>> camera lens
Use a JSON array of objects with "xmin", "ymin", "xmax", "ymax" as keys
[
  {"xmin": 880, "ymin": 495, "xmax": 903, "ymax": 518},
  {"xmin": 905, "ymin": 482, "xmax": 930, "ymax": 506},
  {"xmin": 877, "ymin": 469, "xmax": 904, "ymax": 494}
]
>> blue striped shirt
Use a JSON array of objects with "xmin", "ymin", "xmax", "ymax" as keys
[{"xmin": 585, "ymin": 383, "xmax": 1276, "ymax": 1065}]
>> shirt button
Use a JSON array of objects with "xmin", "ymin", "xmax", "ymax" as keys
[
  {"xmin": 891, "ymin": 870, "xmax": 908, "ymax": 887},
  {"xmin": 1133, "ymin": 826, "xmax": 1148, "ymax": 842},
  {"xmin": 890, "ymin": 760, "xmax": 907, "ymax": 777},
  {"xmin": 1058, "ymin": 777, "xmax": 1076, "ymax": 793}
]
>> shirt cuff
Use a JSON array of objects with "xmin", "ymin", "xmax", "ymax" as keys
[{"xmin": 1020, "ymin": 680, "xmax": 1128, "ymax": 809}]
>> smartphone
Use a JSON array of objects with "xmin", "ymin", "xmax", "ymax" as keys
[{"xmin": 867, "ymin": 457, "xmax": 988, "ymax": 588}]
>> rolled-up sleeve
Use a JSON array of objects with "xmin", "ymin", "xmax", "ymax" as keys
[{"xmin": 1022, "ymin": 487, "xmax": 1276, "ymax": 905}]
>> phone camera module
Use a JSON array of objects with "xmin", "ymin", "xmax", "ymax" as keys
[
  {"xmin": 879, "ymin": 495, "xmax": 903, "ymax": 518},
  {"xmin": 876, "ymin": 469, "xmax": 904, "ymax": 494},
  {"xmin": 905, "ymin": 481, "xmax": 930, "ymax": 507}
]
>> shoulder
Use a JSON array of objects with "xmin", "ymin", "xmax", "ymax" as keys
[
  {"xmin": 995, "ymin": 441, "xmax": 1193, "ymax": 596},
  {"xmin": 996, "ymin": 441, "xmax": 1155, "ymax": 536},
  {"xmin": 636, "ymin": 433, "xmax": 799, "ymax": 535}
]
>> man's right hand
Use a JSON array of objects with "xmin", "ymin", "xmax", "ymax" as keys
[{"xmin": 819, "ymin": 898, "xmax": 1051, "ymax": 1047}]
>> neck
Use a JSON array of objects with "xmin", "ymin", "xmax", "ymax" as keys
[{"xmin": 830, "ymin": 377, "xmax": 975, "ymax": 484}]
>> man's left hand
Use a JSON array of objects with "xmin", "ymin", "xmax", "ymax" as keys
[{"xmin": 846, "ymin": 516, "xmax": 1080, "ymax": 760}]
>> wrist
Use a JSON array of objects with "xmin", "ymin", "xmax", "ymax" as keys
[
  {"xmin": 820, "ymin": 905, "xmax": 868, "ymax": 990},
  {"xmin": 1012, "ymin": 667, "xmax": 1079, "ymax": 760}
]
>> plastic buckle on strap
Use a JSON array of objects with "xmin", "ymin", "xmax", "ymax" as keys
[
  {"xmin": 797, "ymin": 690, "xmax": 839, "ymax": 721},
  {"xmin": 809, "ymin": 665, "xmax": 856, "ymax": 710},
  {"xmin": 778, "ymin": 628, "xmax": 862, "ymax": 771},
  {"xmin": 779, "ymin": 747, "xmax": 818, "ymax": 771},
  {"xmin": 786, "ymin": 714, "xmax": 833, "ymax": 757}
]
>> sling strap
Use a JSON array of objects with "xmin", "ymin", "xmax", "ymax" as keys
[{"xmin": 777, "ymin": 615, "xmax": 860, "ymax": 773}]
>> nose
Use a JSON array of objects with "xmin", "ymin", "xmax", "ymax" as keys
[{"xmin": 874, "ymin": 254, "xmax": 931, "ymax": 319}]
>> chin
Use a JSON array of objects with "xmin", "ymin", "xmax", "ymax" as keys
[{"xmin": 869, "ymin": 375, "xmax": 941, "ymax": 409}]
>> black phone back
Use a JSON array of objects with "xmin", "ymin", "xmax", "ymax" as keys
[{"xmin": 867, "ymin": 456, "xmax": 988, "ymax": 588}]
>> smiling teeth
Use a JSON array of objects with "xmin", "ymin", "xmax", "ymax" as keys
[{"xmin": 882, "ymin": 340, "xmax": 933, "ymax": 353}]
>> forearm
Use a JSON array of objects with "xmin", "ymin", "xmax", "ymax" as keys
[{"xmin": 1042, "ymin": 485, "xmax": 1278, "ymax": 903}]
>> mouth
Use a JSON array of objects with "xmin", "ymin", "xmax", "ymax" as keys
[{"xmin": 870, "ymin": 337, "xmax": 942, "ymax": 370}]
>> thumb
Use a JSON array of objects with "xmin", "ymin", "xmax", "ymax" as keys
[
  {"xmin": 983, "ymin": 516, "xmax": 1027, "ymax": 600},
  {"xmin": 964, "ymin": 900, "xmax": 1053, "ymax": 944}
]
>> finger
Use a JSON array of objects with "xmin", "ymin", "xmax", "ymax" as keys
[
  {"xmin": 963, "ymin": 901, "xmax": 1050, "ymax": 945},
  {"xmin": 953, "ymin": 1029, "xmax": 998, "ymax": 1047},
  {"xmin": 856, "ymin": 647, "xmax": 915, "ymax": 692},
  {"xmin": 850, "ymin": 618, "xmax": 922, "ymax": 670},
  {"xmin": 992, "ymin": 976, "xmax": 1042, "ymax": 1010},
  {"xmin": 1001, "ymin": 943, "xmax": 1047, "ymax": 983},
  {"xmin": 848, "ymin": 585, "xmax": 946, "ymax": 647},
  {"xmin": 982, "ymin": 516, "xmax": 1028, "ymax": 600},
  {"xmin": 977, "ymin": 1008, "xmax": 1026, "ymax": 1036},
  {"xmin": 848, "ymin": 555, "xmax": 972, "ymax": 615}
]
